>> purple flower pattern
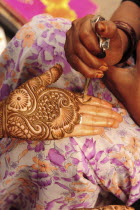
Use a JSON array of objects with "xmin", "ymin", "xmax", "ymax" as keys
[{"xmin": 0, "ymin": 14, "xmax": 140, "ymax": 210}]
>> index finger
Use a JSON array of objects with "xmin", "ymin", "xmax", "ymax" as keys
[
  {"xmin": 79, "ymin": 16, "xmax": 101, "ymax": 55},
  {"xmin": 78, "ymin": 95, "xmax": 112, "ymax": 109}
]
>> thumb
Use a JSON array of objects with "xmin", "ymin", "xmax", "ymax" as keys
[
  {"xmin": 95, "ymin": 20, "xmax": 124, "ymax": 65},
  {"xmin": 39, "ymin": 64, "xmax": 63, "ymax": 86},
  {"xmin": 95, "ymin": 20, "xmax": 117, "ymax": 39},
  {"xmin": 28, "ymin": 64, "xmax": 63, "ymax": 89}
]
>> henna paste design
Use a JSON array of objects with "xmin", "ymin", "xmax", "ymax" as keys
[
  {"xmin": 6, "ymin": 88, "xmax": 80, "ymax": 140},
  {"xmin": 7, "ymin": 89, "xmax": 31, "ymax": 111},
  {"xmin": 1, "ymin": 64, "xmax": 81, "ymax": 140}
]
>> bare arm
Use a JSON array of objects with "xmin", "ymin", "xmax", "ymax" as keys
[
  {"xmin": 64, "ymin": 0, "xmax": 140, "ymax": 124},
  {"xmin": 104, "ymin": 1, "xmax": 140, "ymax": 125}
]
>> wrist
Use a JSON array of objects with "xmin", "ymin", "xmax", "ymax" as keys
[{"xmin": 113, "ymin": 21, "xmax": 137, "ymax": 63}]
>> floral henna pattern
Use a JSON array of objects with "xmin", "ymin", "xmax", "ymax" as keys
[
  {"xmin": 7, "ymin": 89, "xmax": 31, "ymax": 111},
  {"xmin": 3, "ymin": 65, "xmax": 81, "ymax": 140}
]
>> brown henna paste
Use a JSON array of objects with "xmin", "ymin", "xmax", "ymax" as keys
[{"xmin": 1, "ymin": 65, "xmax": 81, "ymax": 140}]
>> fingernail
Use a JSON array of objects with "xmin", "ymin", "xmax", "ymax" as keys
[
  {"xmin": 97, "ymin": 22, "xmax": 105, "ymax": 32},
  {"xmin": 95, "ymin": 72, "xmax": 104, "ymax": 78},
  {"xmin": 97, "ymin": 51, "xmax": 106, "ymax": 58},
  {"xmin": 112, "ymin": 121, "xmax": 119, "ymax": 128},
  {"xmin": 99, "ymin": 65, "xmax": 108, "ymax": 71}
]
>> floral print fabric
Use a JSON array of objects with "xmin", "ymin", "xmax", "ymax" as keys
[{"xmin": 0, "ymin": 14, "xmax": 140, "ymax": 210}]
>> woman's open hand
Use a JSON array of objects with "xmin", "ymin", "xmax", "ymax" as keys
[
  {"xmin": 64, "ymin": 15, "xmax": 125, "ymax": 78},
  {"xmin": 0, "ymin": 64, "xmax": 122, "ymax": 140}
]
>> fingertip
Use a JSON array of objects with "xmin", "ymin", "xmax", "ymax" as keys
[
  {"xmin": 113, "ymin": 111, "xmax": 123, "ymax": 122},
  {"xmin": 50, "ymin": 64, "xmax": 63, "ymax": 83},
  {"xmin": 99, "ymin": 65, "xmax": 108, "ymax": 71},
  {"xmin": 39, "ymin": 64, "xmax": 63, "ymax": 87},
  {"xmin": 112, "ymin": 120, "xmax": 119, "ymax": 128},
  {"xmin": 52, "ymin": 64, "xmax": 63, "ymax": 75},
  {"xmin": 118, "ymin": 115, "xmax": 123, "ymax": 123}
]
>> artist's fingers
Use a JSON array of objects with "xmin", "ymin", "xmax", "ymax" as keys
[
  {"xmin": 65, "ymin": 24, "xmax": 107, "ymax": 78},
  {"xmin": 68, "ymin": 124, "xmax": 104, "ymax": 136},
  {"xmin": 71, "ymin": 21, "xmax": 108, "ymax": 70},
  {"xmin": 79, "ymin": 95, "xmax": 112, "ymax": 109},
  {"xmin": 78, "ymin": 16, "xmax": 101, "ymax": 54},
  {"xmin": 65, "ymin": 41, "xmax": 105, "ymax": 78},
  {"xmin": 79, "ymin": 105, "xmax": 122, "ymax": 122},
  {"xmin": 71, "ymin": 57, "xmax": 105, "ymax": 78},
  {"xmin": 80, "ymin": 114, "xmax": 120, "ymax": 128}
]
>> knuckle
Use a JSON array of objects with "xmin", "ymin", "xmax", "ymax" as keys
[
  {"xmin": 72, "ymin": 19, "xmax": 78, "ymax": 27},
  {"xmin": 64, "ymin": 45, "xmax": 69, "ymax": 59},
  {"xmin": 74, "ymin": 44, "xmax": 82, "ymax": 55},
  {"xmin": 83, "ymin": 14, "xmax": 93, "ymax": 22},
  {"xmin": 79, "ymin": 34, "xmax": 98, "ymax": 52},
  {"xmin": 79, "ymin": 29, "xmax": 90, "ymax": 40},
  {"xmin": 65, "ymin": 53, "xmax": 70, "ymax": 63},
  {"xmin": 86, "ymin": 14, "xmax": 93, "ymax": 18},
  {"xmin": 66, "ymin": 29, "xmax": 70, "ymax": 37},
  {"xmin": 66, "ymin": 54, "xmax": 78, "ymax": 68},
  {"xmin": 71, "ymin": 55, "xmax": 79, "ymax": 65},
  {"xmin": 84, "ymin": 70, "xmax": 95, "ymax": 78}
]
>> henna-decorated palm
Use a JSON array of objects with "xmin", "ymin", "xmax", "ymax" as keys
[{"xmin": 0, "ymin": 64, "xmax": 122, "ymax": 140}]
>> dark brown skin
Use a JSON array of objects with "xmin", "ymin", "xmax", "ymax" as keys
[
  {"xmin": 64, "ymin": 1, "xmax": 140, "ymax": 126},
  {"xmin": 64, "ymin": 16, "xmax": 125, "ymax": 78},
  {"xmin": 104, "ymin": 41, "xmax": 140, "ymax": 126}
]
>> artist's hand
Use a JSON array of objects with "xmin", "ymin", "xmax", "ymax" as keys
[
  {"xmin": 0, "ymin": 64, "xmax": 122, "ymax": 140},
  {"xmin": 64, "ymin": 15, "xmax": 125, "ymax": 78}
]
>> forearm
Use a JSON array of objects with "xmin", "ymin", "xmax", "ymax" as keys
[
  {"xmin": 116, "ymin": 73, "xmax": 140, "ymax": 126},
  {"xmin": 104, "ymin": 1, "xmax": 140, "ymax": 125},
  {"xmin": 104, "ymin": 66, "xmax": 140, "ymax": 126}
]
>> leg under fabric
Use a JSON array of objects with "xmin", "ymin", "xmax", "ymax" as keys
[{"xmin": 0, "ymin": 14, "xmax": 140, "ymax": 209}]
